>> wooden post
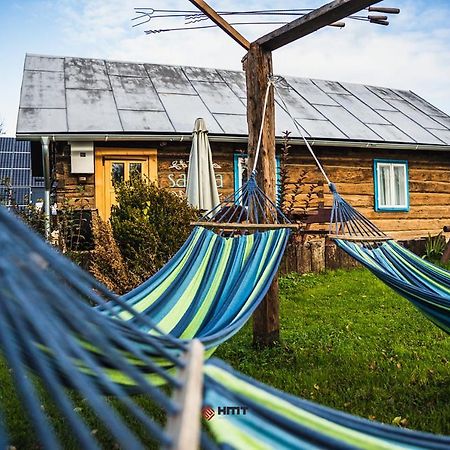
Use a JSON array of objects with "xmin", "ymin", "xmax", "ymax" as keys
[
  {"xmin": 244, "ymin": 44, "xmax": 279, "ymax": 347},
  {"xmin": 165, "ymin": 339, "xmax": 204, "ymax": 450}
]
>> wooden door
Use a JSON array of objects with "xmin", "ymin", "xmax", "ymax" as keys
[{"xmin": 95, "ymin": 148, "xmax": 157, "ymax": 220}]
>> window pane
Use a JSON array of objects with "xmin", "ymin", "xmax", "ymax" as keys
[
  {"xmin": 376, "ymin": 162, "xmax": 408, "ymax": 209},
  {"xmin": 393, "ymin": 165, "xmax": 406, "ymax": 206},
  {"xmin": 129, "ymin": 162, "xmax": 142, "ymax": 179},
  {"xmin": 378, "ymin": 165, "xmax": 391, "ymax": 207},
  {"xmin": 111, "ymin": 163, "xmax": 124, "ymax": 184}
]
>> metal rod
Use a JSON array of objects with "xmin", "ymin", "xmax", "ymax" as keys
[{"xmin": 41, "ymin": 136, "xmax": 51, "ymax": 240}]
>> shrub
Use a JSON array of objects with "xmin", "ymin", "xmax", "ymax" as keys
[
  {"xmin": 110, "ymin": 176, "xmax": 198, "ymax": 283},
  {"xmin": 423, "ymin": 232, "xmax": 447, "ymax": 262},
  {"xmin": 89, "ymin": 214, "xmax": 140, "ymax": 294}
]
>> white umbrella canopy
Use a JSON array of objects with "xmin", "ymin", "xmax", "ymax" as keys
[{"xmin": 186, "ymin": 118, "xmax": 220, "ymax": 212}]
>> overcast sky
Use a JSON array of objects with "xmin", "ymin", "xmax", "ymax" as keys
[{"xmin": 1, "ymin": 0, "xmax": 449, "ymax": 136}]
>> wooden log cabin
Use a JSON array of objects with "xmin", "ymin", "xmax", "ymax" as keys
[{"xmin": 16, "ymin": 54, "xmax": 450, "ymax": 241}]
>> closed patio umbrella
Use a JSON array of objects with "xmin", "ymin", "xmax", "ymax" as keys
[{"xmin": 186, "ymin": 118, "xmax": 220, "ymax": 212}]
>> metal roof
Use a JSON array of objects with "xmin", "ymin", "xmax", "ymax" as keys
[{"xmin": 17, "ymin": 54, "xmax": 450, "ymax": 147}]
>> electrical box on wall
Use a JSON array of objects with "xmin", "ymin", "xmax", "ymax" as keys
[{"xmin": 70, "ymin": 142, "xmax": 94, "ymax": 174}]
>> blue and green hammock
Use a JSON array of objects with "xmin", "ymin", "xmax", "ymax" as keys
[
  {"xmin": 329, "ymin": 184, "xmax": 450, "ymax": 335},
  {"xmin": 202, "ymin": 359, "xmax": 450, "ymax": 450}
]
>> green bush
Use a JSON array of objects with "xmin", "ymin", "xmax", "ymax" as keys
[
  {"xmin": 423, "ymin": 232, "xmax": 446, "ymax": 262},
  {"xmin": 110, "ymin": 176, "xmax": 198, "ymax": 283}
]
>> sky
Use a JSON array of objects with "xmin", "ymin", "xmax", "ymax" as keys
[{"xmin": 1, "ymin": 0, "xmax": 449, "ymax": 136}]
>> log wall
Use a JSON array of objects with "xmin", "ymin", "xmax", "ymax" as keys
[
  {"xmin": 55, "ymin": 140, "xmax": 450, "ymax": 241},
  {"xmin": 284, "ymin": 146, "xmax": 450, "ymax": 240}
]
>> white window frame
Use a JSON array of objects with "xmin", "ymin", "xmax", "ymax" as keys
[{"xmin": 374, "ymin": 159, "xmax": 409, "ymax": 212}]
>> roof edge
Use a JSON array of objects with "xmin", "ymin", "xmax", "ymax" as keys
[{"xmin": 15, "ymin": 132, "xmax": 450, "ymax": 152}]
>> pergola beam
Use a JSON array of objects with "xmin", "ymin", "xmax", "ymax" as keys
[
  {"xmin": 255, "ymin": 0, "xmax": 382, "ymax": 51},
  {"xmin": 187, "ymin": 0, "xmax": 250, "ymax": 50}
]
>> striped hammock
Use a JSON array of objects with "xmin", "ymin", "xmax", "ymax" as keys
[
  {"xmin": 203, "ymin": 359, "xmax": 450, "ymax": 450},
  {"xmin": 102, "ymin": 225, "xmax": 291, "ymax": 348},
  {"xmin": 330, "ymin": 187, "xmax": 450, "ymax": 334}
]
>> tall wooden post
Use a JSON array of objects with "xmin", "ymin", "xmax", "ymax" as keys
[
  {"xmin": 187, "ymin": 0, "xmax": 391, "ymax": 348},
  {"xmin": 245, "ymin": 44, "xmax": 279, "ymax": 347}
]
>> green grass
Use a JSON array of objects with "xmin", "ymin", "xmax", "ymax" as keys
[
  {"xmin": 215, "ymin": 269, "xmax": 450, "ymax": 435},
  {"xmin": 1, "ymin": 268, "xmax": 450, "ymax": 447}
]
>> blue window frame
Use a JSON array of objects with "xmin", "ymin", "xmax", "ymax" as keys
[
  {"xmin": 374, "ymin": 159, "xmax": 409, "ymax": 212},
  {"xmin": 233, "ymin": 153, "xmax": 281, "ymax": 204}
]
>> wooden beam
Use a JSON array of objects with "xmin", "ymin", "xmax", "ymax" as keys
[
  {"xmin": 329, "ymin": 234, "xmax": 391, "ymax": 242},
  {"xmin": 255, "ymin": 0, "xmax": 382, "ymax": 51},
  {"xmin": 187, "ymin": 0, "xmax": 250, "ymax": 50},
  {"xmin": 244, "ymin": 44, "xmax": 280, "ymax": 348},
  {"xmin": 191, "ymin": 222, "xmax": 299, "ymax": 230},
  {"xmin": 165, "ymin": 340, "xmax": 204, "ymax": 450}
]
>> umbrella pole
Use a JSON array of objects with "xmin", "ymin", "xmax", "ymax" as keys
[{"xmin": 245, "ymin": 44, "xmax": 280, "ymax": 348}]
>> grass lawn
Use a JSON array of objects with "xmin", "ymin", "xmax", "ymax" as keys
[
  {"xmin": 1, "ymin": 268, "xmax": 449, "ymax": 447},
  {"xmin": 216, "ymin": 268, "xmax": 450, "ymax": 435}
]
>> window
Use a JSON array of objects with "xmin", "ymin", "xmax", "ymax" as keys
[
  {"xmin": 233, "ymin": 153, "xmax": 280, "ymax": 205},
  {"xmin": 374, "ymin": 160, "xmax": 409, "ymax": 212}
]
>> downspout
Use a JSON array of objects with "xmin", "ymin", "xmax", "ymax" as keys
[{"xmin": 41, "ymin": 136, "xmax": 51, "ymax": 239}]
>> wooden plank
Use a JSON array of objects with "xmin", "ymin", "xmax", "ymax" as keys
[
  {"xmin": 310, "ymin": 240, "xmax": 326, "ymax": 272},
  {"xmin": 190, "ymin": 222, "xmax": 299, "ymax": 230},
  {"xmin": 255, "ymin": 0, "xmax": 382, "ymax": 51},
  {"xmin": 165, "ymin": 339, "xmax": 204, "ymax": 450},
  {"xmin": 329, "ymin": 234, "xmax": 391, "ymax": 242},
  {"xmin": 187, "ymin": 0, "xmax": 250, "ymax": 50}
]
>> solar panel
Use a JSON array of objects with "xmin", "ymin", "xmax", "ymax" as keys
[{"xmin": 0, "ymin": 139, "xmax": 39, "ymax": 205}]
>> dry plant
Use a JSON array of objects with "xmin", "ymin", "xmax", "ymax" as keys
[
  {"xmin": 89, "ymin": 213, "xmax": 140, "ymax": 294},
  {"xmin": 279, "ymin": 131, "xmax": 319, "ymax": 223}
]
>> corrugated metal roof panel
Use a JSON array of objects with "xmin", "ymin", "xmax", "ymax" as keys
[
  {"xmin": 192, "ymin": 81, "xmax": 245, "ymax": 115},
  {"xmin": 25, "ymin": 55, "xmax": 64, "ymax": 72},
  {"xmin": 312, "ymin": 79, "xmax": 348, "ymax": 95},
  {"xmin": 285, "ymin": 77, "xmax": 337, "ymax": 106},
  {"xmin": 110, "ymin": 76, "xmax": 164, "ymax": 111},
  {"xmin": 65, "ymin": 57, "xmax": 111, "ymax": 90},
  {"xmin": 432, "ymin": 115, "xmax": 450, "ymax": 129},
  {"xmin": 395, "ymin": 90, "xmax": 447, "ymax": 117},
  {"xmin": 387, "ymin": 99, "xmax": 447, "ymax": 130},
  {"xmin": 17, "ymin": 108, "xmax": 67, "ymax": 133},
  {"xmin": 146, "ymin": 64, "xmax": 196, "ymax": 95},
  {"xmin": 297, "ymin": 118, "xmax": 347, "ymax": 140},
  {"xmin": 427, "ymin": 128, "xmax": 450, "ymax": 145},
  {"xmin": 66, "ymin": 89, "xmax": 122, "ymax": 132},
  {"xmin": 213, "ymin": 114, "xmax": 248, "ymax": 135},
  {"xmin": 106, "ymin": 61, "xmax": 147, "ymax": 77},
  {"xmin": 376, "ymin": 110, "xmax": 444, "ymax": 145},
  {"xmin": 118, "ymin": 110, "xmax": 174, "ymax": 132},
  {"xmin": 20, "ymin": 71, "xmax": 66, "ymax": 109},
  {"xmin": 217, "ymin": 70, "xmax": 246, "ymax": 99},
  {"xmin": 314, "ymin": 105, "xmax": 380, "ymax": 140},
  {"xmin": 158, "ymin": 93, "xmax": 223, "ymax": 133},
  {"xmin": 183, "ymin": 66, "xmax": 222, "ymax": 83},
  {"xmin": 329, "ymin": 94, "xmax": 389, "ymax": 125},
  {"xmin": 367, "ymin": 85, "xmax": 403, "ymax": 101},
  {"xmin": 340, "ymin": 83, "xmax": 396, "ymax": 111},
  {"xmin": 366, "ymin": 124, "xmax": 412, "ymax": 143},
  {"xmin": 276, "ymin": 87, "xmax": 325, "ymax": 120}
]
